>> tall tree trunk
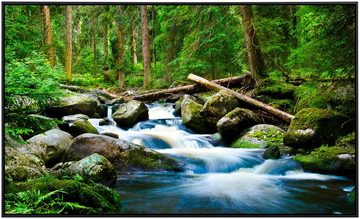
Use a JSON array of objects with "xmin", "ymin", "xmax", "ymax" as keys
[
  {"xmin": 131, "ymin": 24, "xmax": 138, "ymax": 65},
  {"xmin": 65, "ymin": 5, "xmax": 73, "ymax": 82},
  {"xmin": 92, "ymin": 14, "xmax": 97, "ymax": 75},
  {"xmin": 103, "ymin": 22, "xmax": 108, "ymax": 66},
  {"xmin": 141, "ymin": 5, "xmax": 151, "ymax": 89},
  {"xmin": 240, "ymin": 5, "xmax": 266, "ymax": 81},
  {"xmin": 116, "ymin": 6, "xmax": 125, "ymax": 89},
  {"xmin": 152, "ymin": 6, "xmax": 156, "ymax": 66},
  {"xmin": 43, "ymin": 5, "xmax": 55, "ymax": 67},
  {"xmin": 165, "ymin": 24, "xmax": 176, "ymax": 83}
]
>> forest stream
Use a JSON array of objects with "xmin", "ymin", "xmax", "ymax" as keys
[{"xmin": 87, "ymin": 103, "xmax": 355, "ymax": 214}]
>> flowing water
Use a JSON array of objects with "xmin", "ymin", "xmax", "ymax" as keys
[{"xmin": 89, "ymin": 103, "xmax": 355, "ymax": 215}]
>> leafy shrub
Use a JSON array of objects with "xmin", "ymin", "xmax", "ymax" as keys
[{"xmin": 5, "ymin": 52, "xmax": 65, "ymax": 140}]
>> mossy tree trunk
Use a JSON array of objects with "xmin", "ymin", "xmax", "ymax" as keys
[
  {"xmin": 240, "ymin": 5, "xmax": 266, "ymax": 81},
  {"xmin": 43, "ymin": 5, "xmax": 55, "ymax": 67},
  {"xmin": 141, "ymin": 5, "xmax": 151, "ymax": 89},
  {"xmin": 65, "ymin": 5, "xmax": 73, "ymax": 82}
]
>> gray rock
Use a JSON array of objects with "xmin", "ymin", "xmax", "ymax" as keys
[
  {"xmin": 201, "ymin": 90, "xmax": 239, "ymax": 132},
  {"xmin": 112, "ymin": 100, "xmax": 149, "ymax": 128},
  {"xmin": 181, "ymin": 97, "xmax": 207, "ymax": 133},
  {"xmin": 46, "ymin": 92, "xmax": 99, "ymax": 118},
  {"xmin": 62, "ymin": 114, "xmax": 89, "ymax": 123},
  {"xmin": 5, "ymin": 136, "xmax": 47, "ymax": 182},
  {"xmin": 26, "ymin": 129, "xmax": 73, "ymax": 167},
  {"xmin": 59, "ymin": 153, "xmax": 117, "ymax": 186},
  {"xmin": 63, "ymin": 133, "xmax": 182, "ymax": 172},
  {"xmin": 217, "ymin": 108, "xmax": 261, "ymax": 142},
  {"xmin": 68, "ymin": 119, "xmax": 99, "ymax": 137}
]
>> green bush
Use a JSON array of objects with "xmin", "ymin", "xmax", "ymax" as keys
[{"xmin": 5, "ymin": 52, "xmax": 65, "ymax": 140}]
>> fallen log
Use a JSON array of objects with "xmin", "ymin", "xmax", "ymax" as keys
[
  {"xmin": 188, "ymin": 73, "xmax": 295, "ymax": 123},
  {"xmin": 133, "ymin": 73, "xmax": 254, "ymax": 101}
]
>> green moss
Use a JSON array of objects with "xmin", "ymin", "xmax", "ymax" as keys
[
  {"xmin": 294, "ymin": 145, "xmax": 355, "ymax": 177},
  {"xmin": 5, "ymin": 176, "xmax": 121, "ymax": 214},
  {"xmin": 284, "ymin": 108, "xmax": 350, "ymax": 148},
  {"xmin": 181, "ymin": 98, "xmax": 206, "ymax": 133},
  {"xmin": 231, "ymin": 139, "xmax": 261, "ymax": 148},
  {"xmin": 251, "ymin": 129, "xmax": 284, "ymax": 144},
  {"xmin": 336, "ymin": 132, "xmax": 355, "ymax": 148},
  {"xmin": 125, "ymin": 147, "xmax": 181, "ymax": 172},
  {"xmin": 73, "ymin": 119, "xmax": 98, "ymax": 134},
  {"xmin": 255, "ymin": 78, "xmax": 296, "ymax": 98}
]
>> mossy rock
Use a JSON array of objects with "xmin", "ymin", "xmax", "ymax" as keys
[
  {"xmin": 5, "ymin": 176, "xmax": 121, "ymax": 214},
  {"xmin": 62, "ymin": 114, "xmax": 89, "ymax": 123},
  {"xmin": 46, "ymin": 92, "xmax": 99, "ymax": 118},
  {"xmin": 257, "ymin": 96, "xmax": 295, "ymax": 114},
  {"xmin": 283, "ymin": 108, "xmax": 350, "ymax": 149},
  {"xmin": 294, "ymin": 145, "xmax": 355, "ymax": 177},
  {"xmin": 255, "ymin": 78, "xmax": 296, "ymax": 99},
  {"xmin": 263, "ymin": 144, "xmax": 281, "ymax": 159},
  {"xmin": 69, "ymin": 119, "xmax": 99, "ymax": 137},
  {"xmin": 231, "ymin": 124, "xmax": 285, "ymax": 149},
  {"xmin": 59, "ymin": 153, "xmax": 117, "ymax": 186},
  {"xmin": 201, "ymin": 90, "xmax": 240, "ymax": 132},
  {"xmin": 174, "ymin": 95, "xmax": 201, "ymax": 116},
  {"xmin": 112, "ymin": 100, "xmax": 149, "ymax": 128},
  {"xmin": 63, "ymin": 134, "xmax": 182, "ymax": 172},
  {"xmin": 5, "ymin": 136, "xmax": 47, "ymax": 182},
  {"xmin": 217, "ymin": 108, "xmax": 261, "ymax": 143},
  {"xmin": 181, "ymin": 97, "xmax": 207, "ymax": 133},
  {"xmin": 26, "ymin": 129, "xmax": 73, "ymax": 167}
]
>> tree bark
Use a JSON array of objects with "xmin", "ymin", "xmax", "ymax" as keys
[
  {"xmin": 133, "ymin": 73, "xmax": 254, "ymax": 102},
  {"xmin": 103, "ymin": 23, "xmax": 108, "ymax": 66},
  {"xmin": 240, "ymin": 6, "xmax": 266, "ymax": 80},
  {"xmin": 116, "ymin": 26, "xmax": 125, "ymax": 89},
  {"xmin": 188, "ymin": 73, "xmax": 294, "ymax": 123},
  {"xmin": 92, "ymin": 14, "xmax": 97, "ymax": 75},
  {"xmin": 65, "ymin": 6, "xmax": 73, "ymax": 82},
  {"xmin": 43, "ymin": 5, "xmax": 55, "ymax": 67},
  {"xmin": 165, "ymin": 24, "xmax": 176, "ymax": 83},
  {"xmin": 141, "ymin": 5, "xmax": 151, "ymax": 89},
  {"xmin": 131, "ymin": 24, "xmax": 138, "ymax": 65}
]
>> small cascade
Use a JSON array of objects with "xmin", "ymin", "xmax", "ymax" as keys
[{"xmin": 107, "ymin": 105, "xmax": 116, "ymax": 125}]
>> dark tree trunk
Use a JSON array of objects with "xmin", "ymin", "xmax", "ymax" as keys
[{"xmin": 240, "ymin": 5, "xmax": 266, "ymax": 81}]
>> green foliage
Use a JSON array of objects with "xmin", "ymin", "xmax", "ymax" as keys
[
  {"xmin": 288, "ymin": 5, "xmax": 355, "ymax": 79},
  {"xmin": 5, "ymin": 52, "xmax": 65, "ymax": 140},
  {"xmin": 5, "ymin": 176, "xmax": 122, "ymax": 214},
  {"xmin": 5, "ymin": 189, "xmax": 92, "ymax": 214},
  {"xmin": 231, "ymin": 140, "xmax": 261, "ymax": 149}
]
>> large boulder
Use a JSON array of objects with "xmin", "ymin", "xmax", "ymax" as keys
[
  {"xmin": 294, "ymin": 143, "xmax": 355, "ymax": 178},
  {"xmin": 5, "ymin": 136, "xmax": 47, "ymax": 182},
  {"xmin": 46, "ymin": 92, "xmax": 99, "ymax": 118},
  {"xmin": 58, "ymin": 153, "xmax": 117, "ymax": 186},
  {"xmin": 181, "ymin": 98, "xmax": 207, "ymax": 133},
  {"xmin": 26, "ymin": 129, "xmax": 73, "ymax": 167},
  {"xmin": 201, "ymin": 90, "xmax": 239, "ymax": 132},
  {"xmin": 283, "ymin": 108, "xmax": 350, "ymax": 149},
  {"xmin": 62, "ymin": 114, "xmax": 89, "ymax": 123},
  {"xmin": 217, "ymin": 108, "xmax": 261, "ymax": 142},
  {"xmin": 231, "ymin": 124, "xmax": 285, "ymax": 149},
  {"xmin": 68, "ymin": 119, "xmax": 99, "ymax": 137},
  {"xmin": 6, "ymin": 176, "xmax": 122, "ymax": 214},
  {"xmin": 112, "ymin": 100, "xmax": 149, "ymax": 128},
  {"xmin": 63, "ymin": 134, "xmax": 182, "ymax": 172}
]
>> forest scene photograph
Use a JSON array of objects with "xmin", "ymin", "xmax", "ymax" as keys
[{"xmin": 2, "ymin": 2, "xmax": 357, "ymax": 216}]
